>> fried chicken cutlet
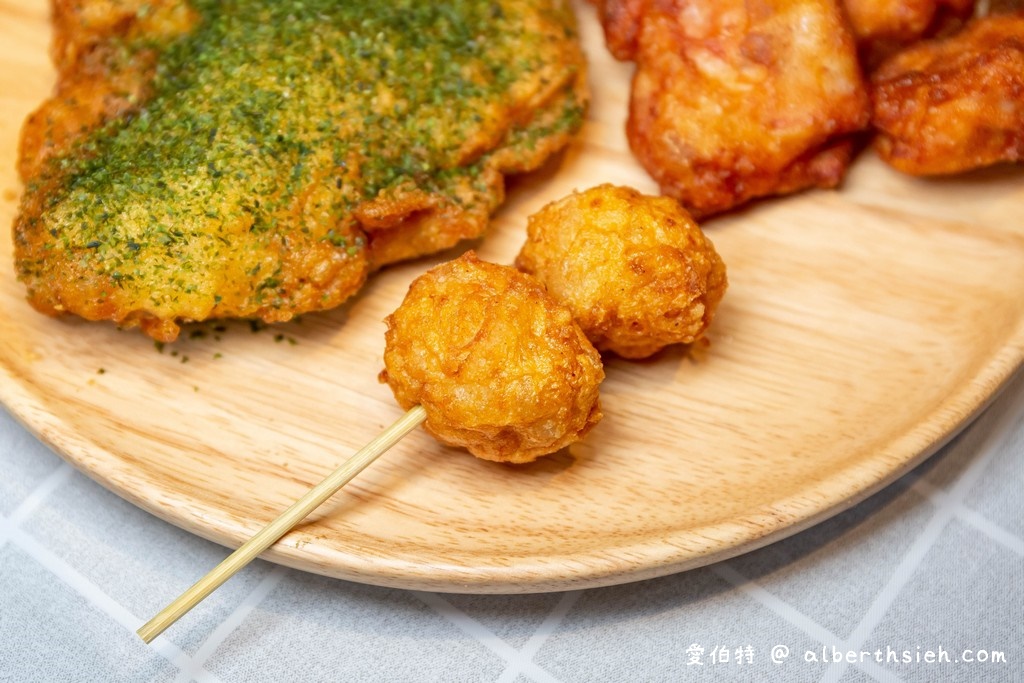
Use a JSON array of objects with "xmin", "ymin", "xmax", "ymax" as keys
[
  {"xmin": 595, "ymin": 0, "xmax": 870, "ymax": 218},
  {"xmin": 870, "ymin": 10, "xmax": 1024, "ymax": 175},
  {"xmin": 14, "ymin": 0, "xmax": 588, "ymax": 341}
]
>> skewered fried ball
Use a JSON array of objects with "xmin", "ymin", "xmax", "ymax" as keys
[
  {"xmin": 380, "ymin": 252, "xmax": 604, "ymax": 464},
  {"xmin": 515, "ymin": 184, "xmax": 727, "ymax": 359}
]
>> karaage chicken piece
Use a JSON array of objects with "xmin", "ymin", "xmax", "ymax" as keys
[
  {"xmin": 595, "ymin": 0, "xmax": 870, "ymax": 218},
  {"xmin": 14, "ymin": 0, "xmax": 587, "ymax": 342},
  {"xmin": 987, "ymin": 1, "xmax": 1024, "ymax": 12},
  {"xmin": 515, "ymin": 185, "xmax": 727, "ymax": 359},
  {"xmin": 841, "ymin": 0, "xmax": 976, "ymax": 67},
  {"xmin": 380, "ymin": 252, "xmax": 603, "ymax": 464},
  {"xmin": 870, "ymin": 10, "xmax": 1024, "ymax": 175}
]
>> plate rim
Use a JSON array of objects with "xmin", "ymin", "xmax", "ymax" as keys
[{"xmin": 3, "ymin": 334, "xmax": 1021, "ymax": 593}]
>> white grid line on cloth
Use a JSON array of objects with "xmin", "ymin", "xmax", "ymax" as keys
[
  {"xmin": 712, "ymin": 564, "xmax": 903, "ymax": 682},
  {"xmin": 495, "ymin": 591, "xmax": 582, "ymax": 683},
  {"xmin": 912, "ymin": 480, "xmax": 1024, "ymax": 557},
  {"xmin": 816, "ymin": 498, "xmax": 955, "ymax": 683},
  {"xmin": 0, "ymin": 458, "xmax": 204, "ymax": 680},
  {"xmin": 712, "ymin": 563, "xmax": 840, "ymax": 647},
  {"xmin": 413, "ymin": 591, "xmax": 563, "ymax": 683},
  {"xmin": 817, "ymin": 381, "xmax": 1024, "ymax": 683},
  {"xmin": 5, "ymin": 461, "xmax": 74, "ymax": 528},
  {"xmin": 171, "ymin": 565, "xmax": 289, "ymax": 683},
  {"xmin": 8, "ymin": 525, "xmax": 193, "ymax": 672}
]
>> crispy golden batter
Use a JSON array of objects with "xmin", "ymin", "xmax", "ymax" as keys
[
  {"xmin": 870, "ymin": 11, "xmax": 1024, "ymax": 175},
  {"xmin": 593, "ymin": 0, "xmax": 647, "ymax": 61},
  {"xmin": 516, "ymin": 185, "xmax": 726, "ymax": 359},
  {"xmin": 14, "ymin": 0, "xmax": 587, "ymax": 341},
  {"xmin": 380, "ymin": 252, "xmax": 603, "ymax": 463},
  {"xmin": 842, "ymin": 0, "xmax": 975, "ymax": 67},
  {"xmin": 19, "ymin": 0, "xmax": 200, "ymax": 183},
  {"xmin": 596, "ymin": 0, "xmax": 870, "ymax": 218}
]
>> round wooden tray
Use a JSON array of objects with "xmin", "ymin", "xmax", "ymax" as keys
[{"xmin": 2, "ymin": 1, "xmax": 1022, "ymax": 592}]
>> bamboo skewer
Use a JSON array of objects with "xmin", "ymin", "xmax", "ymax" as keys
[{"xmin": 137, "ymin": 404, "xmax": 427, "ymax": 644}]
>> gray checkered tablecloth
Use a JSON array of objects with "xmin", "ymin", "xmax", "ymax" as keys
[{"xmin": 2, "ymin": 368, "xmax": 1022, "ymax": 682}]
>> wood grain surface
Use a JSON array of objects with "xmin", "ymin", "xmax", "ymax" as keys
[{"xmin": 2, "ymin": 0, "xmax": 1023, "ymax": 593}]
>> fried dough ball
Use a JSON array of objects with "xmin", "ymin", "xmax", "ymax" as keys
[
  {"xmin": 515, "ymin": 185, "xmax": 727, "ymax": 359},
  {"xmin": 870, "ymin": 11, "xmax": 1024, "ymax": 175},
  {"xmin": 597, "ymin": 0, "xmax": 870, "ymax": 218},
  {"xmin": 380, "ymin": 252, "xmax": 604, "ymax": 464}
]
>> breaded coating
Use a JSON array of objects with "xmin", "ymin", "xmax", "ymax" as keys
[
  {"xmin": 841, "ymin": 0, "xmax": 975, "ymax": 67},
  {"xmin": 596, "ymin": 0, "xmax": 870, "ymax": 218},
  {"xmin": 870, "ymin": 11, "xmax": 1024, "ymax": 175},
  {"xmin": 380, "ymin": 252, "xmax": 603, "ymax": 464},
  {"xmin": 19, "ymin": 0, "xmax": 201, "ymax": 183},
  {"xmin": 515, "ymin": 185, "xmax": 727, "ymax": 359},
  {"xmin": 593, "ymin": 0, "xmax": 647, "ymax": 61},
  {"xmin": 14, "ymin": 0, "xmax": 587, "ymax": 341}
]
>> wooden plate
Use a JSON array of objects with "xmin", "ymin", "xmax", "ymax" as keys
[{"xmin": 2, "ymin": 1, "xmax": 1023, "ymax": 593}]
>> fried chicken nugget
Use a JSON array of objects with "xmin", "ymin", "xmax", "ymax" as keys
[
  {"xmin": 516, "ymin": 185, "xmax": 727, "ymax": 359},
  {"xmin": 380, "ymin": 252, "xmax": 603, "ymax": 464},
  {"xmin": 870, "ymin": 11, "xmax": 1024, "ymax": 175},
  {"xmin": 841, "ymin": 0, "xmax": 975, "ymax": 67},
  {"xmin": 601, "ymin": 0, "xmax": 870, "ymax": 218}
]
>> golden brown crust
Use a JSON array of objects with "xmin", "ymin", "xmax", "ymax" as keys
[
  {"xmin": 19, "ymin": 0, "xmax": 199, "ymax": 182},
  {"xmin": 361, "ymin": 62, "xmax": 589, "ymax": 269},
  {"xmin": 381, "ymin": 252, "xmax": 604, "ymax": 463},
  {"xmin": 14, "ymin": 145, "xmax": 374, "ymax": 342},
  {"xmin": 359, "ymin": 7, "xmax": 591, "ymax": 270},
  {"xmin": 593, "ymin": 0, "xmax": 648, "ymax": 61},
  {"xmin": 870, "ymin": 10, "xmax": 1024, "ymax": 175},
  {"xmin": 14, "ymin": 0, "xmax": 588, "ymax": 341},
  {"xmin": 49, "ymin": 0, "xmax": 199, "ymax": 69},
  {"xmin": 606, "ymin": 0, "xmax": 870, "ymax": 218},
  {"xmin": 842, "ymin": 0, "xmax": 976, "ymax": 67},
  {"xmin": 516, "ymin": 185, "xmax": 727, "ymax": 359}
]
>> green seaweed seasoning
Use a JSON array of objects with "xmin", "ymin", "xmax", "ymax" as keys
[{"xmin": 17, "ymin": 0, "xmax": 586, "ymax": 338}]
